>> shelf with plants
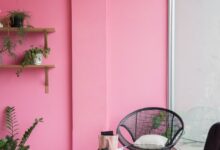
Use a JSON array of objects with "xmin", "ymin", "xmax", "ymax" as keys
[
  {"xmin": 0, "ymin": 27, "xmax": 55, "ymax": 50},
  {"xmin": 0, "ymin": 64, "xmax": 55, "ymax": 68},
  {"xmin": 0, "ymin": 64, "xmax": 55, "ymax": 93},
  {"xmin": 0, "ymin": 10, "xmax": 55, "ymax": 93},
  {"xmin": 0, "ymin": 27, "xmax": 55, "ymax": 33},
  {"xmin": 0, "ymin": 27, "xmax": 55, "ymax": 53}
]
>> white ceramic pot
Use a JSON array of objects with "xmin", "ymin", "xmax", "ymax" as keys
[
  {"xmin": 33, "ymin": 53, "xmax": 43, "ymax": 65},
  {"xmin": 0, "ymin": 22, "xmax": 3, "ymax": 28}
]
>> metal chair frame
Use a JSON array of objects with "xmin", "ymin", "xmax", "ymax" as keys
[{"xmin": 116, "ymin": 107, "xmax": 184, "ymax": 150}]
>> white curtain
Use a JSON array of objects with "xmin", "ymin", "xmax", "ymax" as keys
[{"xmin": 174, "ymin": 0, "xmax": 220, "ymax": 147}]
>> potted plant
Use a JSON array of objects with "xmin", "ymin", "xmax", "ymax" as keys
[
  {"xmin": 0, "ymin": 106, "xmax": 43, "ymax": 150},
  {"xmin": 0, "ymin": 10, "xmax": 30, "ymax": 61},
  {"xmin": 21, "ymin": 46, "xmax": 50, "ymax": 66},
  {"xmin": 16, "ymin": 46, "xmax": 50, "ymax": 76},
  {"xmin": 8, "ymin": 10, "xmax": 30, "ymax": 27}
]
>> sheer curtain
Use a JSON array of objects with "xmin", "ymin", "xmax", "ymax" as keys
[{"xmin": 173, "ymin": 0, "xmax": 220, "ymax": 148}]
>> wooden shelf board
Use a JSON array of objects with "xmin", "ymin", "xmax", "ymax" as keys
[
  {"xmin": 0, "ymin": 64, "xmax": 55, "ymax": 69},
  {"xmin": 0, "ymin": 27, "xmax": 55, "ymax": 33}
]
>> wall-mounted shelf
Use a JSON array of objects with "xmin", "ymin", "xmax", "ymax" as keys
[
  {"xmin": 0, "ymin": 65, "xmax": 55, "ymax": 93},
  {"xmin": 0, "ymin": 27, "xmax": 55, "ymax": 93},
  {"xmin": 0, "ymin": 27, "xmax": 55, "ymax": 49},
  {"xmin": 0, "ymin": 27, "xmax": 55, "ymax": 33},
  {"xmin": 0, "ymin": 64, "xmax": 55, "ymax": 68}
]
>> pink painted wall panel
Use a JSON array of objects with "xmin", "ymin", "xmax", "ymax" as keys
[
  {"xmin": 108, "ymin": 0, "xmax": 168, "ymax": 129},
  {"xmin": 72, "ymin": 0, "xmax": 107, "ymax": 149},
  {"xmin": 0, "ymin": 0, "xmax": 72, "ymax": 150},
  {"xmin": 72, "ymin": 0, "xmax": 167, "ymax": 149}
]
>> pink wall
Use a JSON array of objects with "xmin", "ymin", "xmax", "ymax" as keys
[
  {"xmin": 108, "ymin": 0, "xmax": 168, "ymax": 130},
  {"xmin": 72, "ymin": 0, "xmax": 167, "ymax": 149},
  {"xmin": 0, "ymin": 0, "xmax": 167, "ymax": 149},
  {"xmin": 72, "ymin": 0, "xmax": 107, "ymax": 149},
  {"xmin": 0, "ymin": 0, "xmax": 72, "ymax": 150}
]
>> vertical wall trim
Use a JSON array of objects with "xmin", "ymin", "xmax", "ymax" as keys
[
  {"xmin": 106, "ymin": 0, "xmax": 111, "ymax": 130},
  {"xmin": 168, "ymin": 0, "xmax": 175, "ymax": 110}
]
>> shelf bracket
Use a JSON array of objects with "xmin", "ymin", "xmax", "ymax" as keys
[
  {"xmin": 44, "ymin": 31, "xmax": 48, "ymax": 49},
  {"xmin": 45, "ymin": 67, "xmax": 49, "ymax": 93}
]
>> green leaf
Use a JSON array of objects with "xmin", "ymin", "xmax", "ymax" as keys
[
  {"xmin": 152, "ymin": 112, "xmax": 166, "ymax": 129},
  {"xmin": 152, "ymin": 116, "xmax": 162, "ymax": 129},
  {"xmin": 18, "ymin": 118, "xmax": 43, "ymax": 149},
  {"xmin": 163, "ymin": 127, "xmax": 172, "ymax": 139},
  {"xmin": 0, "ymin": 139, "xmax": 7, "ymax": 148},
  {"xmin": 5, "ymin": 107, "xmax": 19, "ymax": 137}
]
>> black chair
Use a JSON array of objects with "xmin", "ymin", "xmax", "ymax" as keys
[
  {"xmin": 116, "ymin": 107, "xmax": 184, "ymax": 150},
  {"xmin": 204, "ymin": 122, "xmax": 220, "ymax": 150}
]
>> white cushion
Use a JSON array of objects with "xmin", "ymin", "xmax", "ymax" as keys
[{"xmin": 134, "ymin": 134, "xmax": 168, "ymax": 149}]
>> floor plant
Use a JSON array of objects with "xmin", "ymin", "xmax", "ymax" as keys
[{"xmin": 0, "ymin": 106, "xmax": 43, "ymax": 150}]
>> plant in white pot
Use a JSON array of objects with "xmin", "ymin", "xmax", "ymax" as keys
[
  {"xmin": 16, "ymin": 46, "xmax": 50, "ymax": 76},
  {"xmin": 21, "ymin": 46, "xmax": 50, "ymax": 65}
]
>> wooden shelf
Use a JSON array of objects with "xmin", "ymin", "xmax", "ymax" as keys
[
  {"xmin": 0, "ymin": 27, "xmax": 55, "ymax": 93},
  {"xmin": 0, "ymin": 64, "xmax": 55, "ymax": 93},
  {"xmin": 0, "ymin": 27, "xmax": 55, "ymax": 33},
  {"xmin": 0, "ymin": 64, "xmax": 55, "ymax": 68},
  {"xmin": 0, "ymin": 27, "xmax": 55, "ymax": 57}
]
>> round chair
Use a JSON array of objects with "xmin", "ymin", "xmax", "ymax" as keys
[{"xmin": 116, "ymin": 107, "xmax": 184, "ymax": 150}]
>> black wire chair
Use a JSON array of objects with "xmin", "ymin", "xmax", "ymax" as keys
[{"xmin": 116, "ymin": 107, "xmax": 184, "ymax": 150}]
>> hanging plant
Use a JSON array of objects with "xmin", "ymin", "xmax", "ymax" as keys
[
  {"xmin": 0, "ymin": 10, "xmax": 31, "ymax": 62},
  {"xmin": 0, "ymin": 36, "xmax": 16, "ymax": 57}
]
